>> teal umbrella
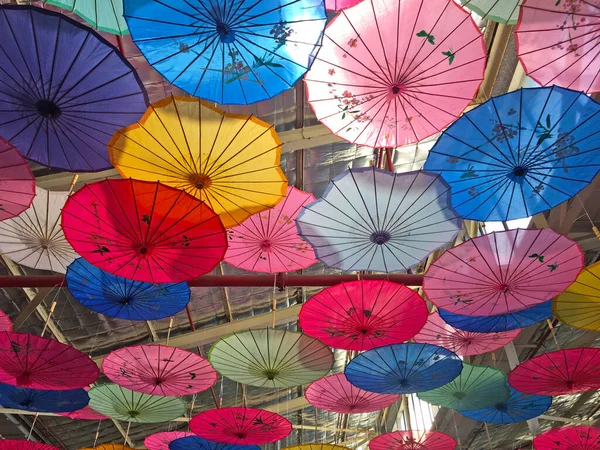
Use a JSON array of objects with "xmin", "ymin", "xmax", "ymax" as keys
[{"xmin": 44, "ymin": 0, "xmax": 128, "ymax": 35}]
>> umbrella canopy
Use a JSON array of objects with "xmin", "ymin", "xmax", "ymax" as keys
[
  {"xmin": 66, "ymin": 258, "xmax": 191, "ymax": 321},
  {"xmin": 305, "ymin": 373, "xmax": 400, "ymax": 414},
  {"xmin": 225, "ymin": 186, "xmax": 316, "ymax": 272},
  {"xmin": 0, "ymin": 310, "xmax": 12, "ymax": 332},
  {"xmin": 169, "ymin": 436, "xmax": 259, "ymax": 450},
  {"xmin": 418, "ymin": 363, "xmax": 509, "ymax": 411},
  {"xmin": 344, "ymin": 343, "xmax": 462, "ymax": 395},
  {"xmin": 43, "ymin": 0, "xmax": 128, "ymax": 35},
  {"xmin": 304, "ymin": 0, "xmax": 485, "ymax": 148},
  {"xmin": 423, "ymin": 86, "xmax": 600, "ymax": 221},
  {"xmin": 296, "ymin": 168, "xmax": 462, "ymax": 273},
  {"xmin": 508, "ymin": 348, "xmax": 600, "ymax": 396},
  {"xmin": 0, "ymin": 187, "xmax": 77, "ymax": 273},
  {"xmin": 124, "ymin": 0, "xmax": 327, "ymax": 104},
  {"xmin": 0, "ymin": 5, "xmax": 147, "ymax": 171},
  {"xmin": 413, "ymin": 311, "xmax": 520, "ymax": 356},
  {"xmin": 0, "ymin": 331, "xmax": 98, "ymax": 390},
  {"xmin": 88, "ymin": 383, "xmax": 187, "ymax": 423},
  {"xmin": 533, "ymin": 426, "xmax": 600, "ymax": 450},
  {"xmin": 325, "ymin": 0, "xmax": 362, "ymax": 11},
  {"xmin": 0, "ymin": 383, "xmax": 89, "ymax": 413},
  {"xmin": 208, "ymin": 328, "xmax": 333, "ymax": 388},
  {"xmin": 368, "ymin": 430, "xmax": 457, "ymax": 450},
  {"xmin": 0, "ymin": 138, "xmax": 35, "ymax": 222},
  {"xmin": 516, "ymin": 0, "xmax": 600, "ymax": 93},
  {"xmin": 62, "ymin": 179, "xmax": 227, "ymax": 283},
  {"xmin": 81, "ymin": 446, "xmax": 135, "ymax": 450},
  {"xmin": 460, "ymin": 0, "xmax": 522, "ymax": 25},
  {"xmin": 190, "ymin": 407, "xmax": 292, "ymax": 445},
  {"xmin": 0, "ymin": 442, "xmax": 58, "ymax": 450},
  {"xmin": 299, "ymin": 280, "xmax": 428, "ymax": 351},
  {"xmin": 284, "ymin": 446, "xmax": 351, "ymax": 450},
  {"xmin": 424, "ymin": 229, "xmax": 584, "ymax": 316},
  {"xmin": 103, "ymin": 344, "xmax": 218, "ymax": 396},
  {"xmin": 109, "ymin": 96, "xmax": 288, "ymax": 229},
  {"xmin": 58, "ymin": 405, "xmax": 108, "ymax": 420},
  {"xmin": 145, "ymin": 432, "xmax": 195, "ymax": 450}
]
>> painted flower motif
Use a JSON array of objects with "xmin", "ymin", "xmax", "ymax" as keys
[
  {"xmin": 347, "ymin": 38, "xmax": 358, "ymax": 47},
  {"xmin": 328, "ymin": 68, "xmax": 336, "ymax": 76},
  {"xmin": 342, "ymin": 90, "xmax": 353, "ymax": 98},
  {"xmin": 468, "ymin": 186, "xmax": 480, "ymax": 197},
  {"xmin": 270, "ymin": 21, "xmax": 293, "ymax": 46}
]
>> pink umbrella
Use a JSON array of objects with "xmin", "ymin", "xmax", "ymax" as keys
[
  {"xmin": 0, "ymin": 138, "xmax": 35, "ymax": 222},
  {"xmin": 304, "ymin": 0, "xmax": 485, "ymax": 148},
  {"xmin": 325, "ymin": 0, "xmax": 363, "ymax": 10},
  {"xmin": 299, "ymin": 280, "xmax": 428, "ymax": 351},
  {"xmin": 516, "ymin": 0, "xmax": 600, "ymax": 93},
  {"xmin": 533, "ymin": 426, "xmax": 600, "ymax": 450},
  {"xmin": 102, "ymin": 344, "xmax": 218, "ymax": 396},
  {"xmin": 0, "ymin": 441, "xmax": 59, "ymax": 450},
  {"xmin": 58, "ymin": 406, "xmax": 108, "ymax": 421},
  {"xmin": 0, "ymin": 310, "xmax": 12, "ymax": 332},
  {"xmin": 369, "ymin": 430, "xmax": 457, "ymax": 450},
  {"xmin": 225, "ymin": 186, "xmax": 317, "ymax": 273},
  {"xmin": 424, "ymin": 229, "xmax": 584, "ymax": 316},
  {"xmin": 144, "ymin": 431, "xmax": 194, "ymax": 450},
  {"xmin": 305, "ymin": 373, "xmax": 399, "ymax": 414},
  {"xmin": 190, "ymin": 407, "xmax": 292, "ymax": 445},
  {"xmin": 413, "ymin": 311, "xmax": 520, "ymax": 356}
]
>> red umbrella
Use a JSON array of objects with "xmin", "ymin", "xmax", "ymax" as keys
[
  {"xmin": 144, "ymin": 431, "xmax": 194, "ymax": 450},
  {"xmin": 305, "ymin": 373, "xmax": 399, "ymax": 414},
  {"xmin": 0, "ymin": 331, "xmax": 98, "ymax": 390},
  {"xmin": 299, "ymin": 280, "xmax": 428, "ymax": 351},
  {"xmin": 190, "ymin": 407, "xmax": 292, "ymax": 445},
  {"xmin": 0, "ymin": 137, "xmax": 35, "ymax": 222},
  {"xmin": 62, "ymin": 179, "xmax": 227, "ymax": 283},
  {"xmin": 0, "ymin": 441, "xmax": 59, "ymax": 450},
  {"xmin": 0, "ymin": 310, "xmax": 12, "ymax": 332},
  {"xmin": 508, "ymin": 348, "xmax": 600, "ymax": 396},
  {"xmin": 369, "ymin": 430, "xmax": 457, "ymax": 450},
  {"xmin": 533, "ymin": 426, "xmax": 600, "ymax": 450}
]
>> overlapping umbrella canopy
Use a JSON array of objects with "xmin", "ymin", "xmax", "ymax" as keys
[
  {"xmin": 325, "ymin": 0, "xmax": 363, "ymax": 10},
  {"xmin": 368, "ymin": 430, "xmax": 457, "ymax": 450},
  {"xmin": 533, "ymin": 426, "xmax": 600, "ymax": 450},
  {"xmin": 0, "ymin": 383, "xmax": 89, "ymax": 413},
  {"xmin": 0, "ymin": 441, "xmax": 59, "ymax": 450},
  {"xmin": 0, "ymin": 138, "xmax": 35, "ymax": 222},
  {"xmin": 0, "ymin": 310, "xmax": 12, "ymax": 332},
  {"xmin": 44, "ymin": 0, "xmax": 128, "ymax": 35},
  {"xmin": 461, "ymin": 0, "xmax": 523, "ymax": 25},
  {"xmin": 145, "ymin": 432, "xmax": 195, "ymax": 450},
  {"xmin": 169, "ymin": 436, "xmax": 259, "ymax": 450}
]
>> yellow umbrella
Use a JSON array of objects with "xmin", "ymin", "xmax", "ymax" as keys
[
  {"xmin": 553, "ymin": 260, "xmax": 600, "ymax": 331},
  {"xmin": 108, "ymin": 96, "xmax": 287, "ymax": 228}
]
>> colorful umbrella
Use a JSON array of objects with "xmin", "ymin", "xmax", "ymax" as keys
[
  {"xmin": 423, "ymin": 86, "xmax": 600, "ymax": 221},
  {"xmin": 0, "ymin": 187, "xmax": 78, "ymax": 273},
  {"xmin": 43, "ymin": 0, "xmax": 128, "ymax": 35},
  {"xmin": 190, "ymin": 407, "xmax": 292, "ymax": 445},
  {"xmin": 225, "ymin": 186, "xmax": 316, "ymax": 273},
  {"xmin": 460, "ymin": 0, "xmax": 522, "ymax": 25},
  {"xmin": 169, "ymin": 436, "xmax": 259, "ymax": 450},
  {"xmin": 88, "ymin": 383, "xmax": 187, "ymax": 423},
  {"xmin": 413, "ymin": 311, "xmax": 520, "ymax": 356},
  {"xmin": 516, "ymin": 0, "xmax": 600, "ymax": 93},
  {"xmin": 81, "ymin": 446, "xmax": 135, "ymax": 450},
  {"xmin": 424, "ymin": 228, "xmax": 584, "ymax": 316},
  {"xmin": 0, "ymin": 383, "xmax": 89, "ymax": 413},
  {"xmin": 418, "ymin": 363, "xmax": 509, "ymax": 411},
  {"xmin": 304, "ymin": 0, "xmax": 485, "ymax": 148},
  {"xmin": 284, "ymin": 446, "xmax": 350, "ymax": 450},
  {"xmin": 533, "ymin": 426, "xmax": 600, "ymax": 450},
  {"xmin": 0, "ymin": 332, "xmax": 98, "ymax": 390},
  {"xmin": 62, "ymin": 179, "xmax": 227, "ymax": 283},
  {"xmin": 368, "ymin": 430, "xmax": 457, "ymax": 450},
  {"xmin": 0, "ymin": 5, "xmax": 147, "ymax": 171},
  {"xmin": 299, "ymin": 280, "xmax": 428, "ymax": 351},
  {"xmin": 58, "ymin": 405, "xmax": 109, "ymax": 420},
  {"xmin": 145, "ymin": 432, "xmax": 195, "ymax": 450},
  {"xmin": 0, "ymin": 138, "xmax": 35, "ymax": 222},
  {"xmin": 305, "ymin": 373, "xmax": 400, "ymax": 414},
  {"xmin": 0, "ymin": 442, "xmax": 58, "ymax": 450},
  {"xmin": 124, "ymin": 0, "xmax": 327, "ymax": 104},
  {"xmin": 208, "ymin": 328, "xmax": 333, "ymax": 388},
  {"xmin": 66, "ymin": 258, "xmax": 191, "ymax": 321},
  {"xmin": 0, "ymin": 310, "xmax": 12, "ymax": 332},
  {"xmin": 344, "ymin": 343, "xmax": 462, "ymax": 395},
  {"xmin": 553, "ymin": 260, "xmax": 600, "ymax": 332},
  {"xmin": 508, "ymin": 348, "xmax": 600, "ymax": 396},
  {"xmin": 296, "ymin": 168, "xmax": 462, "ymax": 273},
  {"xmin": 102, "ymin": 344, "xmax": 218, "ymax": 396},
  {"xmin": 457, "ymin": 387, "xmax": 551, "ymax": 424},
  {"xmin": 325, "ymin": 0, "xmax": 362, "ymax": 11}
]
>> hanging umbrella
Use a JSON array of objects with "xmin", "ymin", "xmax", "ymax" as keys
[
  {"xmin": 81, "ymin": 446, "xmax": 135, "ymax": 450},
  {"xmin": 460, "ymin": 0, "xmax": 522, "ymax": 25},
  {"xmin": 225, "ymin": 186, "xmax": 316, "ymax": 272},
  {"xmin": 368, "ymin": 430, "xmax": 457, "ymax": 450},
  {"xmin": 42, "ymin": 0, "xmax": 128, "ymax": 35},
  {"xmin": 413, "ymin": 311, "xmax": 520, "ymax": 356},
  {"xmin": 58, "ymin": 405, "xmax": 108, "ymax": 420},
  {"xmin": 108, "ymin": 96, "xmax": 287, "ymax": 229},
  {"xmin": 88, "ymin": 383, "xmax": 187, "ymax": 423},
  {"xmin": 208, "ymin": 328, "xmax": 333, "ymax": 388},
  {"xmin": 457, "ymin": 387, "xmax": 551, "ymax": 424},
  {"xmin": 305, "ymin": 373, "xmax": 400, "ymax": 414},
  {"xmin": 344, "ymin": 343, "xmax": 462, "ymax": 395},
  {"xmin": 304, "ymin": 0, "xmax": 485, "ymax": 148},
  {"xmin": 62, "ymin": 179, "xmax": 228, "ymax": 283},
  {"xmin": 0, "ymin": 187, "xmax": 78, "ymax": 273},
  {"xmin": 0, "ymin": 442, "xmax": 58, "ymax": 450},
  {"xmin": 0, "ymin": 383, "xmax": 89, "ymax": 413},
  {"xmin": 103, "ymin": 344, "xmax": 218, "ymax": 396},
  {"xmin": 508, "ymin": 348, "xmax": 600, "ymax": 396},
  {"xmin": 325, "ymin": 0, "xmax": 362, "ymax": 11},
  {"xmin": 296, "ymin": 168, "xmax": 462, "ymax": 273},
  {"xmin": 284, "ymin": 446, "xmax": 351, "ymax": 450},
  {"xmin": 553, "ymin": 260, "xmax": 600, "ymax": 332},
  {"xmin": 0, "ymin": 310, "xmax": 12, "ymax": 332},
  {"xmin": 169, "ymin": 436, "xmax": 259, "ymax": 450},
  {"xmin": 0, "ymin": 138, "xmax": 35, "ymax": 222},
  {"xmin": 516, "ymin": 1, "xmax": 600, "ymax": 93},
  {"xmin": 533, "ymin": 426, "xmax": 600, "ymax": 450},
  {"xmin": 0, "ymin": 332, "xmax": 98, "ymax": 390},
  {"xmin": 299, "ymin": 280, "xmax": 428, "ymax": 351},
  {"xmin": 423, "ymin": 228, "xmax": 584, "ymax": 316},
  {"xmin": 66, "ymin": 258, "xmax": 191, "ymax": 321},
  {"xmin": 146, "ymin": 432, "xmax": 195, "ymax": 450},
  {"xmin": 123, "ymin": 0, "xmax": 327, "ymax": 104},
  {"xmin": 0, "ymin": 5, "xmax": 147, "ymax": 172},
  {"xmin": 423, "ymin": 86, "xmax": 600, "ymax": 221},
  {"xmin": 190, "ymin": 407, "xmax": 292, "ymax": 445},
  {"xmin": 417, "ymin": 363, "xmax": 510, "ymax": 410}
]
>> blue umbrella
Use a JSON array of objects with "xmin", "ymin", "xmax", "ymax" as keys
[
  {"xmin": 170, "ymin": 436, "xmax": 259, "ymax": 450},
  {"xmin": 344, "ymin": 343, "xmax": 462, "ymax": 395},
  {"xmin": 438, "ymin": 301, "xmax": 553, "ymax": 333},
  {"xmin": 124, "ymin": 0, "xmax": 327, "ymax": 105},
  {"xmin": 0, "ymin": 383, "xmax": 89, "ymax": 413},
  {"xmin": 457, "ymin": 387, "xmax": 551, "ymax": 424},
  {"xmin": 66, "ymin": 258, "xmax": 190, "ymax": 321},
  {"xmin": 424, "ymin": 86, "xmax": 600, "ymax": 221}
]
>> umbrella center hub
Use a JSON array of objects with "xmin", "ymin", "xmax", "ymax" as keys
[
  {"xmin": 234, "ymin": 432, "xmax": 247, "ymax": 439},
  {"xmin": 264, "ymin": 369, "xmax": 279, "ymax": 380},
  {"xmin": 260, "ymin": 240, "xmax": 273, "ymax": 252},
  {"xmin": 138, "ymin": 246, "xmax": 150, "ymax": 256},
  {"xmin": 391, "ymin": 84, "xmax": 405, "ymax": 95},
  {"xmin": 190, "ymin": 174, "xmax": 211, "ymax": 190},
  {"xmin": 121, "ymin": 297, "xmax": 132, "ymax": 305},
  {"xmin": 495, "ymin": 283, "xmax": 511, "ymax": 293},
  {"xmin": 16, "ymin": 372, "xmax": 32, "ymax": 385},
  {"xmin": 216, "ymin": 22, "xmax": 235, "ymax": 43},
  {"xmin": 370, "ymin": 230, "xmax": 391, "ymax": 245},
  {"xmin": 19, "ymin": 399, "xmax": 33, "ymax": 408},
  {"xmin": 128, "ymin": 410, "xmax": 140, "ymax": 418},
  {"xmin": 453, "ymin": 391, "xmax": 466, "ymax": 400},
  {"xmin": 39, "ymin": 238, "xmax": 52, "ymax": 250},
  {"xmin": 510, "ymin": 166, "xmax": 529, "ymax": 178},
  {"xmin": 36, "ymin": 100, "xmax": 61, "ymax": 119},
  {"xmin": 495, "ymin": 402, "xmax": 508, "ymax": 412},
  {"xmin": 398, "ymin": 378, "xmax": 409, "ymax": 387}
]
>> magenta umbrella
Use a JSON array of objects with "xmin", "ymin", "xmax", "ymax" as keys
[
  {"xmin": 0, "ymin": 310, "xmax": 12, "ymax": 332},
  {"xmin": 0, "ymin": 138, "xmax": 35, "ymax": 222},
  {"xmin": 144, "ymin": 431, "xmax": 194, "ymax": 450}
]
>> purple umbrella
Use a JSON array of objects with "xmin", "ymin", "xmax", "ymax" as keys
[{"xmin": 0, "ymin": 6, "xmax": 148, "ymax": 172}]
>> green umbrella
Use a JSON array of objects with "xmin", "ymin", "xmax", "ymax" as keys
[
  {"xmin": 88, "ymin": 383, "xmax": 187, "ymax": 423},
  {"xmin": 417, "ymin": 363, "xmax": 509, "ymax": 411},
  {"xmin": 461, "ymin": 0, "xmax": 522, "ymax": 25},
  {"xmin": 208, "ymin": 328, "xmax": 334, "ymax": 389},
  {"xmin": 43, "ymin": 0, "xmax": 128, "ymax": 35}
]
